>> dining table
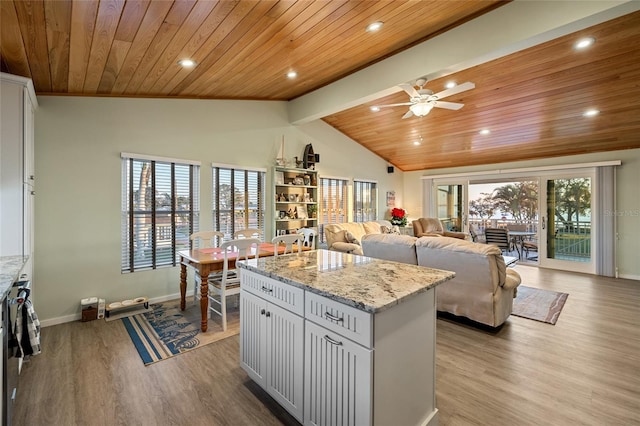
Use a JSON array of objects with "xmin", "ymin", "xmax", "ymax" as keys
[{"xmin": 178, "ymin": 242, "xmax": 310, "ymax": 332}]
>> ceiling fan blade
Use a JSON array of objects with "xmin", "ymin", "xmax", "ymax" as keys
[
  {"xmin": 432, "ymin": 81, "xmax": 475, "ymax": 100},
  {"xmin": 401, "ymin": 110, "xmax": 414, "ymax": 119},
  {"xmin": 433, "ymin": 101, "xmax": 464, "ymax": 110},
  {"xmin": 398, "ymin": 83, "xmax": 420, "ymax": 98},
  {"xmin": 375, "ymin": 102, "xmax": 413, "ymax": 108}
]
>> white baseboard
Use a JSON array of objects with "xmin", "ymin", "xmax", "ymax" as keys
[
  {"xmin": 618, "ymin": 273, "xmax": 640, "ymax": 281},
  {"xmin": 40, "ymin": 292, "xmax": 184, "ymax": 328}
]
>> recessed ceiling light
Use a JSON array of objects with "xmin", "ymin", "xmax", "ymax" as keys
[
  {"xmin": 370, "ymin": 106, "xmax": 380, "ymax": 112},
  {"xmin": 445, "ymin": 81, "xmax": 456, "ymax": 89},
  {"xmin": 286, "ymin": 71, "xmax": 297, "ymax": 79},
  {"xmin": 366, "ymin": 21, "xmax": 383, "ymax": 32},
  {"xmin": 479, "ymin": 129, "xmax": 490, "ymax": 135},
  {"xmin": 413, "ymin": 141, "xmax": 421, "ymax": 146},
  {"xmin": 178, "ymin": 59, "xmax": 196, "ymax": 68},
  {"xmin": 574, "ymin": 37, "xmax": 595, "ymax": 50},
  {"xmin": 583, "ymin": 109, "xmax": 600, "ymax": 117}
]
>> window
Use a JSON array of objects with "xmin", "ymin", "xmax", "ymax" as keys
[
  {"xmin": 319, "ymin": 177, "xmax": 349, "ymax": 242},
  {"xmin": 353, "ymin": 180, "xmax": 378, "ymax": 222},
  {"xmin": 212, "ymin": 165, "xmax": 266, "ymax": 240},
  {"xmin": 121, "ymin": 153, "xmax": 200, "ymax": 273}
]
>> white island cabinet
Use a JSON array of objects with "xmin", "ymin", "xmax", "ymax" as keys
[{"xmin": 238, "ymin": 250, "xmax": 455, "ymax": 426}]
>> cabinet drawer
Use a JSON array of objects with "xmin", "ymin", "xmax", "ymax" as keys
[
  {"xmin": 305, "ymin": 292, "xmax": 372, "ymax": 348},
  {"xmin": 241, "ymin": 270, "xmax": 304, "ymax": 316}
]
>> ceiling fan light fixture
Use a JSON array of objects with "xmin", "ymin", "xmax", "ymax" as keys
[{"xmin": 410, "ymin": 102, "xmax": 434, "ymax": 117}]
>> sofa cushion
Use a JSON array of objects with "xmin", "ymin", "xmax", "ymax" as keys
[
  {"xmin": 361, "ymin": 234, "xmax": 418, "ymax": 264},
  {"xmin": 415, "ymin": 236, "xmax": 506, "ymax": 285}
]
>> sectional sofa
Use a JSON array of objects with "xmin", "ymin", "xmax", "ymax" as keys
[{"xmin": 361, "ymin": 233, "xmax": 522, "ymax": 327}]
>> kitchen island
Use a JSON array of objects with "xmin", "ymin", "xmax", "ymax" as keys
[{"xmin": 237, "ymin": 249, "xmax": 454, "ymax": 426}]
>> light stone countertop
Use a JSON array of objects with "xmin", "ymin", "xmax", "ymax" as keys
[
  {"xmin": 238, "ymin": 249, "xmax": 455, "ymax": 313},
  {"xmin": 0, "ymin": 255, "xmax": 28, "ymax": 300}
]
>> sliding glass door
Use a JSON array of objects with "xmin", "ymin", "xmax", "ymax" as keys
[{"xmin": 539, "ymin": 173, "xmax": 594, "ymax": 273}]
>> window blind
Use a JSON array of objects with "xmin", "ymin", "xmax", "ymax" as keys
[
  {"xmin": 121, "ymin": 156, "xmax": 199, "ymax": 272},
  {"xmin": 319, "ymin": 177, "xmax": 348, "ymax": 242},
  {"xmin": 353, "ymin": 180, "xmax": 378, "ymax": 222},
  {"xmin": 212, "ymin": 166, "xmax": 265, "ymax": 240}
]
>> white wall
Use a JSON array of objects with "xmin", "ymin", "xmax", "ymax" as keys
[
  {"xmin": 34, "ymin": 96, "xmax": 403, "ymax": 324},
  {"xmin": 403, "ymin": 149, "xmax": 640, "ymax": 280}
]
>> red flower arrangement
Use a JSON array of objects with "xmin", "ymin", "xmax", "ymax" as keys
[{"xmin": 390, "ymin": 208, "xmax": 407, "ymax": 226}]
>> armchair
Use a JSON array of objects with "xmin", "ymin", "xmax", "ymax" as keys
[{"xmin": 412, "ymin": 218, "xmax": 468, "ymax": 240}]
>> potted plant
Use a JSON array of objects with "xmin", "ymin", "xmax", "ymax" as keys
[
  {"xmin": 390, "ymin": 208, "xmax": 407, "ymax": 226},
  {"xmin": 307, "ymin": 204, "xmax": 317, "ymax": 218}
]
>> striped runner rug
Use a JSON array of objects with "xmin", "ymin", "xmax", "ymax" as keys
[
  {"xmin": 511, "ymin": 286, "xmax": 568, "ymax": 325},
  {"xmin": 122, "ymin": 299, "xmax": 239, "ymax": 365}
]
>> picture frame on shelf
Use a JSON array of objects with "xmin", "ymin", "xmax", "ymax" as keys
[
  {"xmin": 296, "ymin": 206, "xmax": 307, "ymax": 219},
  {"xmin": 275, "ymin": 171, "xmax": 284, "ymax": 185}
]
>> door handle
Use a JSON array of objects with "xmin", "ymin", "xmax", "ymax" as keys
[{"xmin": 542, "ymin": 217, "xmax": 546, "ymax": 230}]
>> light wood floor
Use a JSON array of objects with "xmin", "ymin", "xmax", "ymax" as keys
[{"xmin": 13, "ymin": 266, "xmax": 640, "ymax": 426}]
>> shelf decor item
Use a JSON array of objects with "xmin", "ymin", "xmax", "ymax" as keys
[
  {"xmin": 303, "ymin": 144, "xmax": 316, "ymax": 169},
  {"xmin": 390, "ymin": 208, "xmax": 407, "ymax": 226},
  {"xmin": 307, "ymin": 204, "xmax": 317, "ymax": 218},
  {"xmin": 276, "ymin": 136, "xmax": 287, "ymax": 166},
  {"xmin": 296, "ymin": 206, "xmax": 307, "ymax": 219}
]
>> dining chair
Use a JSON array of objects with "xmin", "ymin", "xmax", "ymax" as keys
[
  {"xmin": 190, "ymin": 231, "xmax": 224, "ymax": 248},
  {"xmin": 208, "ymin": 238, "xmax": 260, "ymax": 331},
  {"xmin": 233, "ymin": 228, "xmax": 261, "ymax": 239},
  {"xmin": 190, "ymin": 231, "xmax": 225, "ymax": 303},
  {"xmin": 299, "ymin": 228, "xmax": 317, "ymax": 247},
  {"xmin": 271, "ymin": 234, "xmax": 303, "ymax": 257},
  {"xmin": 484, "ymin": 228, "xmax": 511, "ymax": 254},
  {"xmin": 522, "ymin": 241, "xmax": 539, "ymax": 260}
]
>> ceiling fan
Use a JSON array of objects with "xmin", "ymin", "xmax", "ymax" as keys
[{"xmin": 374, "ymin": 78, "xmax": 475, "ymax": 119}]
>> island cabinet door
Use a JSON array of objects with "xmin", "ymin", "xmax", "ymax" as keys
[
  {"xmin": 240, "ymin": 289, "xmax": 267, "ymax": 384},
  {"xmin": 240, "ymin": 289, "xmax": 304, "ymax": 422},
  {"xmin": 304, "ymin": 320, "xmax": 373, "ymax": 426},
  {"xmin": 264, "ymin": 302, "xmax": 304, "ymax": 421}
]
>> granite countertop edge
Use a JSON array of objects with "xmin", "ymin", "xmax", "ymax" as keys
[
  {"xmin": 0, "ymin": 255, "xmax": 28, "ymax": 300},
  {"xmin": 238, "ymin": 256, "xmax": 455, "ymax": 314}
]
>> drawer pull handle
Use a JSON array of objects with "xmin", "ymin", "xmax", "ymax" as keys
[
  {"xmin": 261, "ymin": 286, "xmax": 273, "ymax": 293},
  {"xmin": 265, "ymin": 311, "xmax": 271, "ymax": 318},
  {"xmin": 324, "ymin": 335, "xmax": 343, "ymax": 346},
  {"xmin": 324, "ymin": 312, "xmax": 344, "ymax": 322},
  {"xmin": 260, "ymin": 309, "xmax": 266, "ymax": 315}
]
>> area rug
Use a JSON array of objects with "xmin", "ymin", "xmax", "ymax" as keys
[
  {"xmin": 511, "ymin": 286, "xmax": 568, "ymax": 325},
  {"xmin": 122, "ymin": 299, "xmax": 239, "ymax": 365}
]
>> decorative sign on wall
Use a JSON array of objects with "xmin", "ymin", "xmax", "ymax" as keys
[{"xmin": 386, "ymin": 191, "xmax": 396, "ymax": 207}]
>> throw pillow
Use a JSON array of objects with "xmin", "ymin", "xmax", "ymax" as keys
[
  {"xmin": 345, "ymin": 231, "xmax": 360, "ymax": 245},
  {"xmin": 380, "ymin": 225, "xmax": 401, "ymax": 235}
]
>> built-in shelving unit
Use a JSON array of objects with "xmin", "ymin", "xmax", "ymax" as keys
[{"xmin": 273, "ymin": 166, "xmax": 318, "ymax": 245}]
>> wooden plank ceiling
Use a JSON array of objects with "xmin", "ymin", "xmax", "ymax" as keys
[{"xmin": 2, "ymin": 1, "xmax": 639, "ymax": 171}]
